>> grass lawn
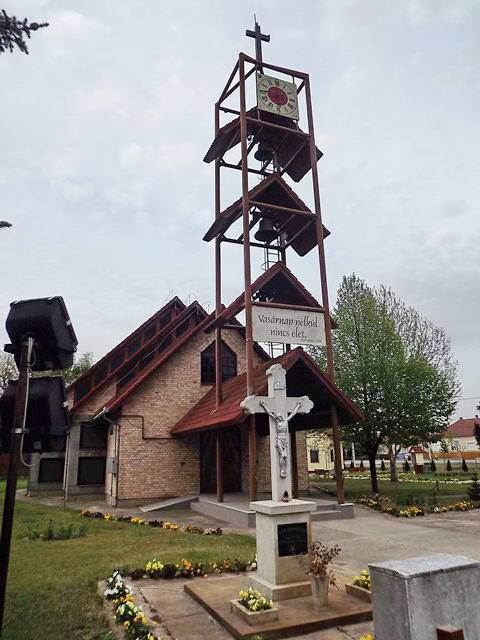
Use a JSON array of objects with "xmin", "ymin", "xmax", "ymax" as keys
[
  {"xmin": 1, "ymin": 484, "xmax": 255, "ymax": 640},
  {"xmin": 315, "ymin": 477, "xmax": 470, "ymax": 507}
]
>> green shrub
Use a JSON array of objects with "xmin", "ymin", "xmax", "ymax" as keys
[
  {"xmin": 462, "ymin": 458, "xmax": 469, "ymax": 472},
  {"xmin": 447, "ymin": 459, "xmax": 452, "ymax": 472},
  {"xmin": 468, "ymin": 472, "xmax": 480, "ymax": 501}
]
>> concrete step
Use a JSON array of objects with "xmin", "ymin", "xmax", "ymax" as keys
[
  {"xmin": 139, "ymin": 495, "xmax": 198, "ymax": 513},
  {"xmin": 191, "ymin": 499, "xmax": 256, "ymax": 528},
  {"xmin": 311, "ymin": 502, "xmax": 355, "ymax": 521},
  {"xmin": 314, "ymin": 503, "xmax": 341, "ymax": 512}
]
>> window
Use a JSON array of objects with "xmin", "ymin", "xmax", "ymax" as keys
[
  {"xmin": 77, "ymin": 457, "xmax": 106, "ymax": 485},
  {"xmin": 201, "ymin": 341, "xmax": 237, "ymax": 385},
  {"xmin": 39, "ymin": 458, "xmax": 64, "ymax": 483},
  {"xmin": 309, "ymin": 449, "xmax": 319, "ymax": 464}
]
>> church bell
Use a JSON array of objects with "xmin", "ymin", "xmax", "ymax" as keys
[
  {"xmin": 254, "ymin": 218, "xmax": 278, "ymax": 243},
  {"xmin": 254, "ymin": 141, "xmax": 275, "ymax": 163}
]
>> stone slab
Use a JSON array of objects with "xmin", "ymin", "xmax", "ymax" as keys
[
  {"xmin": 251, "ymin": 499, "xmax": 317, "ymax": 515},
  {"xmin": 370, "ymin": 553, "xmax": 479, "ymax": 578},
  {"xmin": 370, "ymin": 553, "xmax": 480, "ymax": 640},
  {"xmin": 249, "ymin": 573, "xmax": 312, "ymax": 601},
  {"xmin": 184, "ymin": 574, "xmax": 372, "ymax": 639}
]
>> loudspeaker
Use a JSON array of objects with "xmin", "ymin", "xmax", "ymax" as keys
[
  {"xmin": 0, "ymin": 376, "xmax": 71, "ymax": 453},
  {"xmin": 4, "ymin": 296, "xmax": 78, "ymax": 371}
]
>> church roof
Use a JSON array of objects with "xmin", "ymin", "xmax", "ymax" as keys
[
  {"xmin": 203, "ymin": 107, "xmax": 323, "ymax": 183},
  {"xmin": 69, "ymin": 296, "xmax": 187, "ymax": 411},
  {"xmin": 79, "ymin": 301, "xmax": 269, "ymax": 418},
  {"xmin": 202, "ymin": 173, "xmax": 329, "ymax": 257},
  {"xmin": 170, "ymin": 347, "xmax": 364, "ymax": 435}
]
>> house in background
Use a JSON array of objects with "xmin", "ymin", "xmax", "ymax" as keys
[{"xmin": 443, "ymin": 417, "xmax": 480, "ymax": 452}]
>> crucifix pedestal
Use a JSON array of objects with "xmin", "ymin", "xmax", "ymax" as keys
[{"xmin": 241, "ymin": 363, "xmax": 317, "ymax": 600}]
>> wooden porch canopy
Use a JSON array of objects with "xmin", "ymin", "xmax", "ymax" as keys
[
  {"xmin": 203, "ymin": 107, "xmax": 323, "ymax": 183},
  {"xmin": 204, "ymin": 261, "xmax": 335, "ymax": 334},
  {"xmin": 171, "ymin": 347, "xmax": 364, "ymax": 436},
  {"xmin": 203, "ymin": 173, "xmax": 329, "ymax": 257}
]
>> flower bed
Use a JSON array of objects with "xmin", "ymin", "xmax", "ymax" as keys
[
  {"xmin": 231, "ymin": 588, "xmax": 278, "ymax": 625},
  {"xmin": 353, "ymin": 570, "xmax": 371, "ymax": 591},
  {"xmin": 346, "ymin": 569, "xmax": 372, "ymax": 603},
  {"xmin": 104, "ymin": 570, "xmax": 160, "ymax": 639},
  {"xmin": 80, "ymin": 510, "xmax": 222, "ymax": 535},
  {"xmin": 103, "ymin": 555, "xmax": 257, "ymax": 636},
  {"xmin": 144, "ymin": 556, "xmax": 256, "ymax": 579},
  {"xmin": 355, "ymin": 496, "xmax": 479, "ymax": 518},
  {"xmin": 431, "ymin": 501, "xmax": 475, "ymax": 513}
]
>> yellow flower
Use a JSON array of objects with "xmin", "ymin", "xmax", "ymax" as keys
[
  {"xmin": 203, "ymin": 574, "xmax": 208, "ymax": 578},
  {"xmin": 123, "ymin": 620, "xmax": 130, "ymax": 628},
  {"xmin": 142, "ymin": 617, "xmax": 148, "ymax": 624}
]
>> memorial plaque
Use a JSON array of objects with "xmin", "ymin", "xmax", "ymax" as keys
[{"xmin": 277, "ymin": 522, "xmax": 308, "ymax": 557}]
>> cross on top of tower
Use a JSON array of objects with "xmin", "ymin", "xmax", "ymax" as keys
[{"xmin": 245, "ymin": 16, "xmax": 270, "ymax": 64}]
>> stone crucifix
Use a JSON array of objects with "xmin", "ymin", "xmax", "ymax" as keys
[{"xmin": 240, "ymin": 363, "xmax": 313, "ymax": 502}]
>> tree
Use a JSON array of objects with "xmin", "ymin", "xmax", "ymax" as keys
[
  {"xmin": 47, "ymin": 352, "xmax": 93, "ymax": 386},
  {"xmin": 0, "ymin": 351, "xmax": 93, "ymax": 393},
  {"xmin": 310, "ymin": 274, "xmax": 458, "ymax": 493},
  {"xmin": 0, "ymin": 221, "xmax": 12, "ymax": 230},
  {"xmin": 447, "ymin": 459, "xmax": 452, "ymax": 472},
  {"xmin": 474, "ymin": 422, "xmax": 480, "ymax": 449},
  {"xmin": 0, "ymin": 10, "xmax": 48, "ymax": 55},
  {"xmin": 0, "ymin": 351, "xmax": 17, "ymax": 391},
  {"xmin": 462, "ymin": 458, "xmax": 469, "ymax": 472}
]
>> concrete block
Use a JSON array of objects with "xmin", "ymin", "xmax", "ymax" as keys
[{"xmin": 370, "ymin": 554, "xmax": 480, "ymax": 640}]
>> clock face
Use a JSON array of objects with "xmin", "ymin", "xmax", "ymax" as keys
[{"xmin": 256, "ymin": 73, "xmax": 299, "ymax": 120}]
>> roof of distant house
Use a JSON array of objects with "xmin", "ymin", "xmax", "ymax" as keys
[{"xmin": 446, "ymin": 417, "xmax": 480, "ymax": 438}]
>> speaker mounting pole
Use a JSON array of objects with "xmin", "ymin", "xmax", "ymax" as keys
[{"xmin": 0, "ymin": 337, "xmax": 32, "ymax": 633}]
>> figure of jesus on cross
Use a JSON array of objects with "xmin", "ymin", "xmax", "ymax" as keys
[{"xmin": 241, "ymin": 363, "xmax": 313, "ymax": 502}]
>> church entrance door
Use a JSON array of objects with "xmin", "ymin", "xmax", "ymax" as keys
[{"xmin": 200, "ymin": 427, "xmax": 241, "ymax": 494}]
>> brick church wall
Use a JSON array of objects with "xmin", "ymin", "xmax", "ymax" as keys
[{"xmin": 116, "ymin": 328, "xmax": 263, "ymax": 502}]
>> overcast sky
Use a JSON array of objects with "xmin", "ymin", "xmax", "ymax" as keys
[{"xmin": 0, "ymin": 0, "xmax": 478, "ymax": 419}]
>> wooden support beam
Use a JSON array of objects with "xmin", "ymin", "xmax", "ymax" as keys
[
  {"xmin": 216, "ymin": 432, "xmax": 224, "ymax": 503},
  {"xmin": 290, "ymin": 429, "xmax": 299, "ymax": 499},
  {"xmin": 249, "ymin": 415, "xmax": 257, "ymax": 502}
]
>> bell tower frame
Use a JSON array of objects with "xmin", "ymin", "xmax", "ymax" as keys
[{"xmin": 206, "ymin": 27, "xmax": 345, "ymax": 505}]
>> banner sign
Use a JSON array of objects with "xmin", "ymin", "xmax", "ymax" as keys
[{"xmin": 252, "ymin": 304, "xmax": 326, "ymax": 346}]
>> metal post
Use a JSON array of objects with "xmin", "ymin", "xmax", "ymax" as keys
[
  {"xmin": 304, "ymin": 75, "xmax": 345, "ymax": 504},
  {"xmin": 0, "ymin": 338, "xmax": 32, "ymax": 633},
  {"xmin": 216, "ymin": 432, "xmax": 223, "ymax": 503},
  {"xmin": 239, "ymin": 54, "xmax": 257, "ymax": 503},
  {"xmin": 214, "ymin": 102, "xmax": 223, "ymax": 408}
]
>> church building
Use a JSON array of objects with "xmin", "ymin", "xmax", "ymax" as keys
[{"xmin": 28, "ymin": 263, "xmax": 362, "ymax": 509}]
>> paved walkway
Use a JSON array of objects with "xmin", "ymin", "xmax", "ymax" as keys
[{"xmin": 315, "ymin": 504, "xmax": 480, "ymax": 577}]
